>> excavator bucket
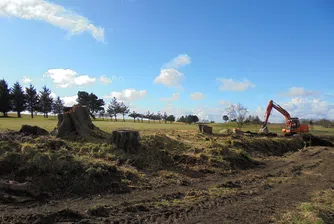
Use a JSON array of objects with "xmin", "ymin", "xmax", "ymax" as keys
[{"xmin": 259, "ymin": 125, "xmax": 269, "ymax": 133}]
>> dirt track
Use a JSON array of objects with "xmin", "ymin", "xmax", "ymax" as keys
[{"xmin": 0, "ymin": 145, "xmax": 333, "ymax": 224}]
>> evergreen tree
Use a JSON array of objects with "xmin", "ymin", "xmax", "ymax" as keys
[
  {"xmin": 39, "ymin": 86, "xmax": 53, "ymax": 118},
  {"xmin": 119, "ymin": 102, "xmax": 130, "ymax": 122},
  {"xmin": 25, "ymin": 84, "xmax": 39, "ymax": 118},
  {"xmin": 11, "ymin": 82, "xmax": 26, "ymax": 118},
  {"xmin": 52, "ymin": 96, "xmax": 64, "ymax": 115},
  {"xmin": 107, "ymin": 97, "xmax": 120, "ymax": 121},
  {"xmin": 0, "ymin": 79, "xmax": 11, "ymax": 117}
]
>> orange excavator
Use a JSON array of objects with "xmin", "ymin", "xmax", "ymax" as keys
[{"xmin": 259, "ymin": 100, "xmax": 309, "ymax": 135}]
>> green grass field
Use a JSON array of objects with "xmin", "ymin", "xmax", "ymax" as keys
[{"xmin": 1, "ymin": 113, "xmax": 334, "ymax": 136}]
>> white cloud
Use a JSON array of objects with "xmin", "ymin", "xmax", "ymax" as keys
[
  {"xmin": 104, "ymin": 88, "xmax": 147, "ymax": 101},
  {"xmin": 50, "ymin": 92, "xmax": 57, "ymax": 99},
  {"xmin": 99, "ymin": 75, "xmax": 112, "ymax": 85},
  {"xmin": 0, "ymin": 0, "xmax": 104, "ymax": 42},
  {"xmin": 217, "ymin": 78, "xmax": 255, "ymax": 91},
  {"xmin": 161, "ymin": 93, "xmax": 180, "ymax": 101},
  {"xmin": 61, "ymin": 95, "xmax": 77, "ymax": 107},
  {"xmin": 283, "ymin": 87, "xmax": 318, "ymax": 97},
  {"xmin": 44, "ymin": 69, "xmax": 96, "ymax": 88},
  {"xmin": 154, "ymin": 68, "xmax": 184, "ymax": 88},
  {"xmin": 154, "ymin": 54, "xmax": 190, "ymax": 88},
  {"xmin": 164, "ymin": 54, "xmax": 191, "ymax": 69},
  {"xmin": 219, "ymin": 100, "xmax": 233, "ymax": 107},
  {"xmin": 190, "ymin": 92, "xmax": 205, "ymax": 100},
  {"xmin": 22, "ymin": 76, "xmax": 31, "ymax": 84}
]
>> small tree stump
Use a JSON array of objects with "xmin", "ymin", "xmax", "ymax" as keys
[
  {"xmin": 111, "ymin": 130, "xmax": 140, "ymax": 153},
  {"xmin": 198, "ymin": 124, "xmax": 204, "ymax": 132},
  {"xmin": 202, "ymin": 125, "xmax": 213, "ymax": 134}
]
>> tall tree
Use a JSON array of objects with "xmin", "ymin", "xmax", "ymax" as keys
[
  {"xmin": 166, "ymin": 115, "xmax": 175, "ymax": 123},
  {"xmin": 77, "ymin": 91, "xmax": 90, "ymax": 106},
  {"xmin": 52, "ymin": 96, "xmax": 64, "ymax": 115},
  {"xmin": 98, "ymin": 109, "xmax": 105, "ymax": 120},
  {"xmin": 25, "ymin": 84, "xmax": 39, "ymax": 118},
  {"xmin": 10, "ymin": 82, "xmax": 26, "ymax": 118},
  {"xmin": 129, "ymin": 111, "xmax": 138, "ymax": 122},
  {"xmin": 146, "ymin": 111, "xmax": 151, "ymax": 123},
  {"xmin": 119, "ymin": 102, "xmax": 130, "ymax": 122},
  {"xmin": 163, "ymin": 112, "xmax": 168, "ymax": 124},
  {"xmin": 223, "ymin": 115, "xmax": 229, "ymax": 123},
  {"xmin": 39, "ymin": 86, "xmax": 53, "ymax": 118},
  {"xmin": 226, "ymin": 103, "xmax": 248, "ymax": 128},
  {"xmin": 77, "ymin": 91, "xmax": 104, "ymax": 119},
  {"xmin": 0, "ymin": 79, "xmax": 11, "ymax": 117},
  {"xmin": 107, "ymin": 97, "xmax": 120, "ymax": 121}
]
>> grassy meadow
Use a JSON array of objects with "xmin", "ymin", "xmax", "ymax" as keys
[{"xmin": 1, "ymin": 113, "xmax": 334, "ymax": 136}]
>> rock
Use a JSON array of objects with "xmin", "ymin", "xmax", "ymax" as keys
[{"xmin": 19, "ymin": 125, "xmax": 49, "ymax": 136}]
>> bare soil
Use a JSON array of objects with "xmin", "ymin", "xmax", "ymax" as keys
[{"xmin": 0, "ymin": 144, "xmax": 333, "ymax": 224}]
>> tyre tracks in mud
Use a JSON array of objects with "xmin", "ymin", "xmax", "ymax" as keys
[{"xmin": 1, "ymin": 146, "xmax": 334, "ymax": 224}]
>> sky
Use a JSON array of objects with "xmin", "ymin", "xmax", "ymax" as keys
[{"xmin": 1, "ymin": 0, "xmax": 334, "ymax": 122}]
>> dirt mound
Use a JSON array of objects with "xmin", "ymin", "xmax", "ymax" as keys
[
  {"xmin": 20, "ymin": 125, "xmax": 49, "ymax": 136},
  {"xmin": 301, "ymin": 133, "xmax": 333, "ymax": 147},
  {"xmin": 0, "ymin": 136, "xmax": 126, "ymax": 197}
]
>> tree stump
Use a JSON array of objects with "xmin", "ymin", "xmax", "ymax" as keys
[
  {"xmin": 202, "ymin": 125, "xmax": 213, "ymax": 134},
  {"xmin": 55, "ymin": 105, "xmax": 106, "ymax": 139},
  {"xmin": 111, "ymin": 130, "xmax": 140, "ymax": 153},
  {"xmin": 198, "ymin": 124, "xmax": 213, "ymax": 134},
  {"xmin": 198, "ymin": 124, "xmax": 204, "ymax": 132}
]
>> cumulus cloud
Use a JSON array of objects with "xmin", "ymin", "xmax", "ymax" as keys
[
  {"xmin": 190, "ymin": 92, "xmax": 205, "ymax": 100},
  {"xmin": 104, "ymin": 89, "xmax": 147, "ymax": 101},
  {"xmin": 219, "ymin": 100, "xmax": 233, "ymax": 107},
  {"xmin": 0, "ymin": 0, "xmax": 104, "ymax": 42},
  {"xmin": 217, "ymin": 78, "xmax": 255, "ymax": 91},
  {"xmin": 99, "ymin": 75, "xmax": 112, "ymax": 85},
  {"xmin": 61, "ymin": 95, "xmax": 78, "ymax": 107},
  {"xmin": 161, "ymin": 93, "xmax": 180, "ymax": 101},
  {"xmin": 283, "ymin": 87, "xmax": 319, "ymax": 97},
  {"xmin": 44, "ymin": 69, "xmax": 96, "ymax": 88},
  {"xmin": 22, "ymin": 76, "xmax": 32, "ymax": 84},
  {"xmin": 154, "ymin": 68, "xmax": 184, "ymax": 88},
  {"xmin": 164, "ymin": 54, "xmax": 191, "ymax": 69},
  {"xmin": 50, "ymin": 92, "xmax": 57, "ymax": 99},
  {"xmin": 154, "ymin": 54, "xmax": 191, "ymax": 88}
]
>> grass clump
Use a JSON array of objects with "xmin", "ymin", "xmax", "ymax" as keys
[{"xmin": 276, "ymin": 189, "xmax": 334, "ymax": 224}]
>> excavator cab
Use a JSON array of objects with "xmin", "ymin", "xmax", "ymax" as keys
[{"xmin": 283, "ymin": 118, "xmax": 300, "ymax": 133}]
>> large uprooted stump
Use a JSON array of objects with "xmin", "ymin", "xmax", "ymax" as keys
[
  {"xmin": 55, "ymin": 105, "xmax": 106, "ymax": 139},
  {"xmin": 111, "ymin": 130, "xmax": 140, "ymax": 153}
]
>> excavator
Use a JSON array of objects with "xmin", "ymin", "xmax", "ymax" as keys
[{"xmin": 259, "ymin": 100, "xmax": 309, "ymax": 135}]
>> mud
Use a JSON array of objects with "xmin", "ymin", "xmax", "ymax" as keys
[{"xmin": 0, "ymin": 145, "xmax": 333, "ymax": 224}]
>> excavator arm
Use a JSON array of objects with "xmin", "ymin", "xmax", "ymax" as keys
[{"xmin": 262, "ymin": 100, "xmax": 291, "ymax": 127}]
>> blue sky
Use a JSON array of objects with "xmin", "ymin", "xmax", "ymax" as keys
[{"xmin": 1, "ymin": 0, "xmax": 334, "ymax": 121}]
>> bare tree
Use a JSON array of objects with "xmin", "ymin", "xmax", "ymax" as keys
[{"xmin": 226, "ymin": 103, "xmax": 248, "ymax": 128}]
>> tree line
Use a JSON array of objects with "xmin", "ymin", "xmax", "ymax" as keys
[
  {"xmin": 0, "ymin": 80, "xmax": 64, "ymax": 118},
  {"xmin": 0, "ymin": 80, "xmax": 184, "ymax": 123}
]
